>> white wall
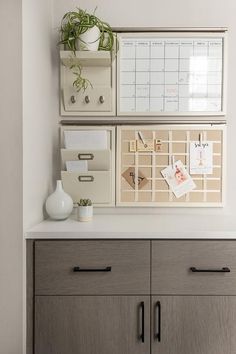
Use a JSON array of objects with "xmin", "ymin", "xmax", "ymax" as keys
[
  {"xmin": 53, "ymin": 0, "xmax": 236, "ymax": 216},
  {"xmin": 23, "ymin": 1, "xmax": 57, "ymax": 352},
  {"xmin": 23, "ymin": 0, "xmax": 56, "ymax": 230},
  {"xmin": 0, "ymin": 0, "xmax": 23, "ymax": 353}
]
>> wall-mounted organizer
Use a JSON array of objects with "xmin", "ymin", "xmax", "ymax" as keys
[
  {"xmin": 59, "ymin": 29, "xmax": 227, "ymax": 122},
  {"xmin": 60, "ymin": 51, "xmax": 116, "ymax": 116},
  {"xmin": 116, "ymin": 124, "xmax": 226, "ymax": 207},
  {"xmin": 60, "ymin": 126, "xmax": 116, "ymax": 206},
  {"xmin": 117, "ymin": 31, "xmax": 227, "ymax": 119}
]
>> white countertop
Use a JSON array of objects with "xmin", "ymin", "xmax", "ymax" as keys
[{"xmin": 26, "ymin": 213, "xmax": 236, "ymax": 239}]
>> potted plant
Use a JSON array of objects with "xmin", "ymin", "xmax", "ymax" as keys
[
  {"xmin": 59, "ymin": 8, "xmax": 116, "ymax": 92},
  {"xmin": 59, "ymin": 8, "xmax": 115, "ymax": 52},
  {"xmin": 77, "ymin": 199, "xmax": 93, "ymax": 222}
]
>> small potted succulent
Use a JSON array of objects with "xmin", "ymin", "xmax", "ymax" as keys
[
  {"xmin": 59, "ymin": 8, "xmax": 116, "ymax": 92},
  {"xmin": 77, "ymin": 199, "xmax": 93, "ymax": 222}
]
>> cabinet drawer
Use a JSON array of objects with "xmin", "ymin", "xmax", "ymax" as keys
[
  {"xmin": 35, "ymin": 241, "xmax": 150, "ymax": 295},
  {"xmin": 61, "ymin": 171, "xmax": 111, "ymax": 204},
  {"xmin": 61, "ymin": 149, "xmax": 111, "ymax": 171},
  {"xmin": 152, "ymin": 241, "xmax": 236, "ymax": 295}
]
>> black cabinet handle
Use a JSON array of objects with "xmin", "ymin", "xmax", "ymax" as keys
[
  {"xmin": 140, "ymin": 301, "xmax": 145, "ymax": 343},
  {"xmin": 190, "ymin": 267, "xmax": 230, "ymax": 273},
  {"xmin": 155, "ymin": 301, "xmax": 161, "ymax": 342},
  {"xmin": 73, "ymin": 266, "xmax": 112, "ymax": 272}
]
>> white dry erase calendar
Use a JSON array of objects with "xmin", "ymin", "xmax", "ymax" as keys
[{"xmin": 117, "ymin": 32, "xmax": 226, "ymax": 116}]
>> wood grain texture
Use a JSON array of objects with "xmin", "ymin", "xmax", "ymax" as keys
[
  {"xmin": 152, "ymin": 296, "xmax": 236, "ymax": 354},
  {"xmin": 26, "ymin": 240, "xmax": 34, "ymax": 354},
  {"xmin": 35, "ymin": 240, "xmax": 150, "ymax": 295},
  {"xmin": 35, "ymin": 296, "xmax": 150, "ymax": 354},
  {"xmin": 152, "ymin": 241, "xmax": 236, "ymax": 295}
]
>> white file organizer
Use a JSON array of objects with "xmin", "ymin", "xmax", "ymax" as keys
[
  {"xmin": 116, "ymin": 124, "xmax": 226, "ymax": 207},
  {"xmin": 61, "ymin": 126, "xmax": 115, "ymax": 206}
]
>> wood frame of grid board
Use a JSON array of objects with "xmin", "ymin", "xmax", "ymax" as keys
[{"xmin": 116, "ymin": 124, "xmax": 226, "ymax": 207}]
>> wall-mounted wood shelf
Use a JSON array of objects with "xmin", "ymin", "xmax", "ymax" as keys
[{"xmin": 60, "ymin": 51, "xmax": 112, "ymax": 67}]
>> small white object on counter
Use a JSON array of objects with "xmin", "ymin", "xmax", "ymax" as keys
[
  {"xmin": 45, "ymin": 180, "xmax": 73, "ymax": 220},
  {"xmin": 77, "ymin": 205, "xmax": 93, "ymax": 222}
]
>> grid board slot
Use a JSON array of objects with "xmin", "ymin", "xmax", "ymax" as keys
[{"xmin": 117, "ymin": 125, "xmax": 225, "ymax": 207}]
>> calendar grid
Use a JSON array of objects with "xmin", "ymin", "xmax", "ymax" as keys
[{"xmin": 120, "ymin": 37, "xmax": 223, "ymax": 114}]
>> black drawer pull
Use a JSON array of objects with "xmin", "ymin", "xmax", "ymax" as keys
[
  {"xmin": 78, "ymin": 175, "xmax": 94, "ymax": 182},
  {"xmin": 78, "ymin": 153, "xmax": 94, "ymax": 160},
  {"xmin": 140, "ymin": 301, "xmax": 145, "ymax": 343},
  {"xmin": 73, "ymin": 266, "xmax": 112, "ymax": 272},
  {"xmin": 190, "ymin": 267, "xmax": 230, "ymax": 273},
  {"xmin": 155, "ymin": 301, "xmax": 161, "ymax": 342}
]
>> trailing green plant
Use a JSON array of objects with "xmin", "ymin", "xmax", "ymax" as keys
[
  {"xmin": 70, "ymin": 64, "xmax": 93, "ymax": 93},
  {"xmin": 58, "ymin": 8, "xmax": 117, "ymax": 93},
  {"xmin": 78, "ymin": 199, "xmax": 92, "ymax": 207},
  {"xmin": 59, "ymin": 7, "xmax": 115, "ymax": 53}
]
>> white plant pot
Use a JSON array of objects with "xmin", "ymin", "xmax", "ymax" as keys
[
  {"xmin": 77, "ymin": 206, "xmax": 93, "ymax": 222},
  {"xmin": 77, "ymin": 26, "xmax": 100, "ymax": 51},
  {"xmin": 46, "ymin": 180, "xmax": 73, "ymax": 220}
]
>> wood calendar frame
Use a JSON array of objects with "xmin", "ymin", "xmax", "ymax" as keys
[{"xmin": 117, "ymin": 31, "xmax": 227, "ymax": 120}]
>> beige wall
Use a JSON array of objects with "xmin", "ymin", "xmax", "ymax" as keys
[
  {"xmin": 0, "ymin": 0, "xmax": 23, "ymax": 353},
  {"xmin": 53, "ymin": 0, "xmax": 236, "ymax": 216},
  {"xmin": 23, "ymin": 0, "xmax": 55, "ymax": 231}
]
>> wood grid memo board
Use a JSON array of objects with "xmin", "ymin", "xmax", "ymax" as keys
[{"xmin": 116, "ymin": 125, "xmax": 226, "ymax": 207}]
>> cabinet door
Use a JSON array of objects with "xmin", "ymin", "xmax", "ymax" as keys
[
  {"xmin": 152, "ymin": 296, "xmax": 236, "ymax": 354},
  {"xmin": 35, "ymin": 296, "xmax": 150, "ymax": 354}
]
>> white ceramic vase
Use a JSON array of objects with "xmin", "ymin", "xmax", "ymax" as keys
[
  {"xmin": 46, "ymin": 180, "xmax": 73, "ymax": 220},
  {"xmin": 77, "ymin": 205, "xmax": 93, "ymax": 222},
  {"xmin": 77, "ymin": 26, "xmax": 100, "ymax": 51}
]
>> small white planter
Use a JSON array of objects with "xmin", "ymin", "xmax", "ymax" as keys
[
  {"xmin": 77, "ymin": 26, "xmax": 100, "ymax": 51},
  {"xmin": 77, "ymin": 205, "xmax": 93, "ymax": 222}
]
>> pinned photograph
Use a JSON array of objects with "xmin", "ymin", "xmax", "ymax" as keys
[{"xmin": 161, "ymin": 160, "xmax": 196, "ymax": 198}]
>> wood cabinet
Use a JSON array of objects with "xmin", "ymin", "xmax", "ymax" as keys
[
  {"xmin": 35, "ymin": 296, "xmax": 150, "ymax": 354},
  {"xmin": 151, "ymin": 296, "xmax": 236, "ymax": 354},
  {"xmin": 27, "ymin": 240, "xmax": 236, "ymax": 354},
  {"xmin": 152, "ymin": 240, "xmax": 236, "ymax": 294},
  {"xmin": 35, "ymin": 240, "xmax": 150, "ymax": 295}
]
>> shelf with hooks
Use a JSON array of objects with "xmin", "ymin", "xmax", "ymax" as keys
[{"xmin": 60, "ymin": 50, "xmax": 113, "ymax": 67}]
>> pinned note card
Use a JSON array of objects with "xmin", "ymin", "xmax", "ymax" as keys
[
  {"xmin": 161, "ymin": 160, "xmax": 196, "ymax": 198},
  {"xmin": 190, "ymin": 141, "xmax": 213, "ymax": 174},
  {"xmin": 64, "ymin": 130, "xmax": 108, "ymax": 150},
  {"xmin": 122, "ymin": 167, "xmax": 148, "ymax": 190}
]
